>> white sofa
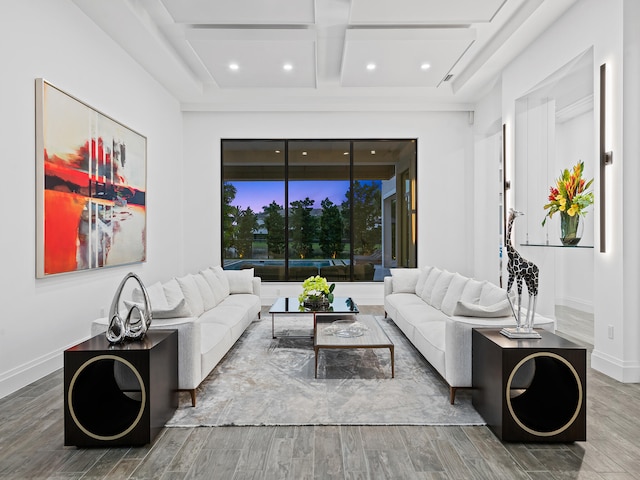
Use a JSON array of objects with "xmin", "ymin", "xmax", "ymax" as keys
[
  {"xmin": 92, "ymin": 265, "xmax": 261, "ymax": 407},
  {"xmin": 384, "ymin": 267, "xmax": 555, "ymax": 403}
]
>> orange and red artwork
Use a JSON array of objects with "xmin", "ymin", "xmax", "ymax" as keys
[{"xmin": 35, "ymin": 79, "xmax": 146, "ymax": 277}]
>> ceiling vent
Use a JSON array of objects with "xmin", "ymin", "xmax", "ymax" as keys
[{"xmin": 443, "ymin": 74, "xmax": 454, "ymax": 82}]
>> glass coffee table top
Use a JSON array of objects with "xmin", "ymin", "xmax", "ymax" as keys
[{"xmin": 269, "ymin": 297, "xmax": 359, "ymax": 314}]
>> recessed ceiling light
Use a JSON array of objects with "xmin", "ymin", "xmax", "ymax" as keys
[
  {"xmin": 229, "ymin": 62, "xmax": 239, "ymax": 71},
  {"xmin": 283, "ymin": 63, "xmax": 293, "ymax": 71},
  {"xmin": 371, "ymin": 150, "xmax": 376, "ymax": 155},
  {"xmin": 343, "ymin": 152, "xmax": 349, "ymax": 155},
  {"xmin": 366, "ymin": 63, "xmax": 376, "ymax": 71},
  {"xmin": 302, "ymin": 151, "xmax": 307, "ymax": 156},
  {"xmin": 420, "ymin": 63, "xmax": 431, "ymax": 70},
  {"xmin": 275, "ymin": 150, "xmax": 281, "ymax": 154}
]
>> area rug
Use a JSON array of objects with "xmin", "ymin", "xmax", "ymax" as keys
[{"xmin": 165, "ymin": 315, "xmax": 485, "ymax": 427}]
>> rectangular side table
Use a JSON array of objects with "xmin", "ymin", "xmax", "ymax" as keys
[
  {"xmin": 472, "ymin": 328, "xmax": 586, "ymax": 442},
  {"xmin": 64, "ymin": 330, "xmax": 178, "ymax": 447}
]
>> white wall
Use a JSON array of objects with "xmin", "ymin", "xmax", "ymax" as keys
[
  {"xmin": 0, "ymin": 0, "xmax": 184, "ymax": 398},
  {"xmin": 181, "ymin": 111, "xmax": 475, "ymax": 305},
  {"xmin": 491, "ymin": 0, "xmax": 639, "ymax": 380}
]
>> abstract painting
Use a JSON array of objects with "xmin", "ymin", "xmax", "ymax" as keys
[{"xmin": 35, "ymin": 79, "xmax": 147, "ymax": 277}]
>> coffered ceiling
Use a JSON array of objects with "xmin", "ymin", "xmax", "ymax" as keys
[{"xmin": 72, "ymin": 0, "xmax": 576, "ymax": 111}]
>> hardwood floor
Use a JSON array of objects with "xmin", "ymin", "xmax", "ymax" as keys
[{"xmin": 1, "ymin": 306, "xmax": 639, "ymax": 479}]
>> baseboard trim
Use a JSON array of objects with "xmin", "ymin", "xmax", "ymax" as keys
[
  {"xmin": 0, "ymin": 336, "xmax": 89, "ymax": 399},
  {"xmin": 591, "ymin": 349, "xmax": 640, "ymax": 382}
]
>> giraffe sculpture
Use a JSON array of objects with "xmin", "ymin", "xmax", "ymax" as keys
[{"xmin": 506, "ymin": 209, "xmax": 539, "ymax": 331}]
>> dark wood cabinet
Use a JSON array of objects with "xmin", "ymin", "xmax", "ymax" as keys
[
  {"xmin": 64, "ymin": 330, "xmax": 178, "ymax": 447},
  {"xmin": 472, "ymin": 328, "xmax": 586, "ymax": 442}
]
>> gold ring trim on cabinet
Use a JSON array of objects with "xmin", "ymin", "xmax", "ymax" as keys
[
  {"xmin": 506, "ymin": 352, "xmax": 583, "ymax": 437},
  {"xmin": 68, "ymin": 354, "xmax": 147, "ymax": 441}
]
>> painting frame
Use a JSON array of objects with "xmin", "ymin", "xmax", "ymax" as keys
[{"xmin": 35, "ymin": 78, "xmax": 147, "ymax": 277}]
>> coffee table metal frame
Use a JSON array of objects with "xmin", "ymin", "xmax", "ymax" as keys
[
  {"xmin": 268, "ymin": 296, "xmax": 359, "ymax": 339},
  {"xmin": 313, "ymin": 315, "xmax": 395, "ymax": 379}
]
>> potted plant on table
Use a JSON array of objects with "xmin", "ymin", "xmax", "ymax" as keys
[
  {"xmin": 299, "ymin": 275, "xmax": 335, "ymax": 310},
  {"xmin": 542, "ymin": 160, "xmax": 594, "ymax": 246}
]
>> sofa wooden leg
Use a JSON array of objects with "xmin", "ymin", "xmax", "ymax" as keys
[
  {"xmin": 189, "ymin": 389, "xmax": 196, "ymax": 407},
  {"xmin": 450, "ymin": 386, "xmax": 456, "ymax": 404},
  {"xmin": 384, "ymin": 311, "xmax": 388, "ymax": 318}
]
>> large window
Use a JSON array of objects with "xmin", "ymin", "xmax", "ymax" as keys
[{"xmin": 222, "ymin": 139, "xmax": 417, "ymax": 281}]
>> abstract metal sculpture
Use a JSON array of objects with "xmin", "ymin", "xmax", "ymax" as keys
[
  {"xmin": 106, "ymin": 272, "xmax": 152, "ymax": 343},
  {"xmin": 506, "ymin": 209, "xmax": 539, "ymax": 331}
]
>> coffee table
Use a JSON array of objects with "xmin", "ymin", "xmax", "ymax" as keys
[
  {"xmin": 314, "ymin": 316, "xmax": 395, "ymax": 379},
  {"xmin": 269, "ymin": 296, "xmax": 359, "ymax": 339}
]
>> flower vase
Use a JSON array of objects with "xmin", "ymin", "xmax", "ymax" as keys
[
  {"xmin": 559, "ymin": 212, "xmax": 583, "ymax": 246},
  {"xmin": 303, "ymin": 296, "xmax": 330, "ymax": 310}
]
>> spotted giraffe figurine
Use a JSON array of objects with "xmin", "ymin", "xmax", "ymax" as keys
[{"xmin": 506, "ymin": 209, "xmax": 539, "ymax": 331}]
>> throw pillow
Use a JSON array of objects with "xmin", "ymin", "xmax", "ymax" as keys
[
  {"xmin": 163, "ymin": 278, "xmax": 188, "ymax": 311},
  {"xmin": 479, "ymin": 281, "xmax": 512, "ymax": 306},
  {"xmin": 124, "ymin": 297, "xmax": 191, "ymax": 319},
  {"xmin": 132, "ymin": 281, "xmax": 167, "ymax": 310},
  {"xmin": 194, "ymin": 273, "xmax": 217, "ymax": 310},
  {"xmin": 429, "ymin": 270, "xmax": 455, "ymax": 310},
  {"xmin": 210, "ymin": 265, "xmax": 230, "ymax": 298},
  {"xmin": 176, "ymin": 274, "xmax": 205, "ymax": 317},
  {"xmin": 226, "ymin": 268, "xmax": 255, "ymax": 294},
  {"xmin": 459, "ymin": 278, "xmax": 484, "ymax": 304},
  {"xmin": 440, "ymin": 273, "xmax": 470, "ymax": 316},
  {"xmin": 200, "ymin": 269, "xmax": 223, "ymax": 305},
  {"xmin": 453, "ymin": 298, "xmax": 513, "ymax": 318},
  {"xmin": 390, "ymin": 268, "xmax": 421, "ymax": 293},
  {"xmin": 420, "ymin": 267, "xmax": 442, "ymax": 304},
  {"xmin": 414, "ymin": 266, "xmax": 433, "ymax": 295}
]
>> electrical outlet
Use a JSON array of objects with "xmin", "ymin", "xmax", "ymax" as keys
[{"xmin": 608, "ymin": 325, "xmax": 614, "ymax": 339}]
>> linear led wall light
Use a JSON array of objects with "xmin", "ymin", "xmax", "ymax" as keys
[{"xmin": 599, "ymin": 63, "xmax": 613, "ymax": 253}]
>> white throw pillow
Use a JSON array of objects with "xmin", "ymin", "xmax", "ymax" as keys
[
  {"xmin": 132, "ymin": 281, "xmax": 167, "ymax": 310},
  {"xmin": 430, "ymin": 270, "xmax": 455, "ymax": 310},
  {"xmin": 453, "ymin": 299, "xmax": 513, "ymax": 317},
  {"xmin": 194, "ymin": 273, "xmax": 217, "ymax": 310},
  {"xmin": 479, "ymin": 281, "xmax": 511, "ymax": 306},
  {"xmin": 176, "ymin": 274, "xmax": 205, "ymax": 317},
  {"xmin": 414, "ymin": 266, "xmax": 433, "ymax": 295},
  {"xmin": 390, "ymin": 268, "xmax": 421, "ymax": 293},
  {"xmin": 200, "ymin": 269, "xmax": 223, "ymax": 305},
  {"xmin": 163, "ymin": 278, "xmax": 187, "ymax": 309},
  {"xmin": 459, "ymin": 279, "xmax": 484, "ymax": 305},
  {"xmin": 440, "ymin": 273, "xmax": 470, "ymax": 316},
  {"xmin": 420, "ymin": 267, "xmax": 442, "ymax": 303},
  {"xmin": 210, "ymin": 265, "xmax": 230, "ymax": 298},
  {"xmin": 124, "ymin": 297, "xmax": 191, "ymax": 319},
  {"xmin": 226, "ymin": 268, "xmax": 255, "ymax": 294}
]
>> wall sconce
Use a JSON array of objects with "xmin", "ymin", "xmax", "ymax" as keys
[{"xmin": 599, "ymin": 63, "xmax": 613, "ymax": 253}]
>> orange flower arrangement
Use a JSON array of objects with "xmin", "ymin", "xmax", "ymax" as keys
[{"xmin": 542, "ymin": 161, "xmax": 594, "ymax": 226}]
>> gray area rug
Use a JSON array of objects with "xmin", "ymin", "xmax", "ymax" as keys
[{"xmin": 166, "ymin": 315, "xmax": 485, "ymax": 427}]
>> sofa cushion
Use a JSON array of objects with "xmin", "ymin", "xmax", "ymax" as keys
[
  {"xmin": 459, "ymin": 278, "xmax": 484, "ymax": 304},
  {"xmin": 440, "ymin": 273, "xmax": 470, "ymax": 316},
  {"xmin": 211, "ymin": 265, "xmax": 230, "ymax": 298},
  {"xmin": 420, "ymin": 267, "xmax": 442, "ymax": 304},
  {"xmin": 430, "ymin": 270, "xmax": 455, "ymax": 310},
  {"xmin": 454, "ymin": 298, "xmax": 513, "ymax": 317},
  {"xmin": 194, "ymin": 273, "xmax": 217, "ymax": 310},
  {"xmin": 124, "ymin": 297, "xmax": 190, "ymax": 319},
  {"xmin": 226, "ymin": 268, "xmax": 255, "ymax": 294},
  {"xmin": 201, "ymin": 268, "xmax": 224, "ymax": 305},
  {"xmin": 390, "ymin": 268, "xmax": 421, "ymax": 293},
  {"xmin": 176, "ymin": 274, "xmax": 205, "ymax": 317},
  {"xmin": 479, "ymin": 281, "xmax": 511, "ymax": 306},
  {"xmin": 414, "ymin": 266, "xmax": 433, "ymax": 295}
]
